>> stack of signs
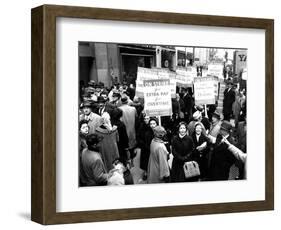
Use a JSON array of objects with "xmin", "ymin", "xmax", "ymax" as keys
[
  {"xmin": 194, "ymin": 76, "xmax": 219, "ymax": 105},
  {"xmin": 143, "ymin": 79, "xmax": 172, "ymax": 117},
  {"xmin": 207, "ymin": 64, "xmax": 224, "ymax": 79},
  {"xmin": 175, "ymin": 66, "xmax": 196, "ymax": 87}
]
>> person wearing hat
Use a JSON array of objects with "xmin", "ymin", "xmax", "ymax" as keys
[
  {"xmin": 81, "ymin": 92, "xmax": 92, "ymax": 102},
  {"xmin": 109, "ymin": 91, "xmax": 121, "ymax": 105},
  {"xmin": 208, "ymin": 120, "xmax": 237, "ymax": 181},
  {"xmin": 126, "ymin": 83, "xmax": 136, "ymax": 101},
  {"xmin": 120, "ymin": 91, "xmax": 134, "ymax": 106},
  {"xmin": 209, "ymin": 110, "xmax": 222, "ymax": 138},
  {"xmin": 79, "ymin": 101, "xmax": 102, "ymax": 135},
  {"xmin": 95, "ymin": 112, "xmax": 120, "ymax": 172},
  {"xmin": 88, "ymin": 80, "xmax": 96, "ymax": 87},
  {"xmin": 182, "ymin": 88, "xmax": 194, "ymax": 123},
  {"xmin": 97, "ymin": 96, "xmax": 106, "ymax": 115},
  {"xmin": 223, "ymin": 81, "xmax": 236, "ymax": 121},
  {"xmin": 147, "ymin": 126, "xmax": 170, "ymax": 184},
  {"xmin": 222, "ymin": 136, "xmax": 247, "ymax": 179},
  {"xmin": 119, "ymin": 95, "xmax": 138, "ymax": 160},
  {"xmin": 131, "ymin": 96, "xmax": 144, "ymax": 118},
  {"xmin": 196, "ymin": 104, "xmax": 211, "ymax": 131},
  {"xmin": 84, "ymin": 86, "xmax": 98, "ymax": 102},
  {"xmin": 192, "ymin": 122, "xmax": 209, "ymax": 180},
  {"xmin": 137, "ymin": 116, "xmax": 158, "ymax": 181},
  {"xmin": 187, "ymin": 110, "xmax": 207, "ymax": 136},
  {"xmin": 96, "ymin": 94, "xmax": 117, "ymax": 117},
  {"xmin": 80, "ymin": 134, "xmax": 108, "ymax": 186}
]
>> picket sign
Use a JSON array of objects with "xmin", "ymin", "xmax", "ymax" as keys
[
  {"xmin": 136, "ymin": 67, "xmax": 196, "ymax": 99},
  {"xmin": 207, "ymin": 63, "xmax": 224, "ymax": 79},
  {"xmin": 135, "ymin": 67, "xmax": 160, "ymax": 98},
  {"xmin": 194, "ymin": 76, "xmax": 219, "ymax": 105},
  {"xmin": 175, "ymin": 66, "xmax": 196, "ymax": 87},
  {"xmin": 143, "ymin": 79, "xmax": 172, "ymax": 117}
]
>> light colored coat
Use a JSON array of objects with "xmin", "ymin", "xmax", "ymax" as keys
[
  {"xmin": 147, "ymin": 138, "xmax": 170, "ymax": 184},
  {"xmin": 119, "ymin": 104, "xmax": 137, "ymax": 149},
  {"xmin": 80, "ymin": 112, "xmax": 102, "ymax": 134}
]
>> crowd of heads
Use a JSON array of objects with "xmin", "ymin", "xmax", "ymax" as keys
[{"xmin": 79, "ymin": 78, "xmax": 247, "ymax": 186}]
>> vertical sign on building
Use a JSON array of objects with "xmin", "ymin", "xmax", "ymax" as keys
[{"xmin": 234, "ymin": 50, "xmax": 247, "ymax": 74}]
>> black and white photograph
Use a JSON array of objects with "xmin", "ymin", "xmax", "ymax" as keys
[{"xmin": 78, "ymin": 42, "xmax": 247, "ymax": 187}]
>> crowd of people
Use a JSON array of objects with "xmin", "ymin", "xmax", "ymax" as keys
[{"xmin": 79, "ymin": 79, "xmax": 247, "ymax": 186}]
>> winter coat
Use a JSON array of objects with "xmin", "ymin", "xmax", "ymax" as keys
[
  {"xmin": 171, "ymin": 134, "xmax": 194, "ymax": 182},
  {"xmin": 223, "ymin": 88, "xmax": 236, "ymax": 118},
  {"xmin": 147, "ymin": 138, "xmax": 170, "ymax": 184},
  {"xmin": 137, "ymin": 123, "xmax": 154, "ymax": 171},
  {"xmin": 119, "ymin": 104, "xmax": 137, "ymax": 149},
  {"xmin": 192, "ymin": 132, "xmax": 209, "ymax": 178},
  {"xmin": 112, "ymin": 120, "xmax": 129, "ymax": 165},
  {"xmin": 80, "ymin": 148, "xmax": 108, "ymax": 186},
  {"xmin": 95, "ymin": 125, "xmax": 119, "ymax": 172},
  {"xmin": 209, "ymin": 134, "xmax": 236, "ymax": 181}
]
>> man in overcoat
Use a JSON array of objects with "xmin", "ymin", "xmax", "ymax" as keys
[{"xmin": 223, "ymin": 82, "xmax": 236, "ymax": 121}]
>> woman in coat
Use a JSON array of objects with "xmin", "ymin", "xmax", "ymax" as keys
[
  {"xmin": 79, "ymin": 120, "xmax": 89, "ymax": 155},
  {"xmin": 79, "ymin": 120, "xmax": 90, "ymax": 186},
  {"xmin": 147, "ymin": 126, "xmax": 170, "ymax": 184},
  {"xmin": 171, "ymin": 122, "xmax": 195, "ymax": 182},
  {"xmin": 137, "ymin": 116, "xmax": 158, "ymax": 178},
  {"xmin": 95, "ymin": 112, "xmax": 120, "ymax": 172},
  {"xmin": 80, "ymin": 134, "xmax": 108, "ymax": 186},
  {"xmin": 192, "ymin": 122, "xmax": 209, "ymax": 180}
]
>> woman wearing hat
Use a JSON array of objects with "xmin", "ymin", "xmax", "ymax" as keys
[
  {"xmin": 209, "ymin": 110, "xmax": 222, "ymax": 138},
  {"xmin": 187, "ymin": 110, "xmax": 207, "ymax": 136},
  {"xmin": 95, "ymin": 112, "xmax": 120, "ymax": 172},
  {"xmin": 80, "ymin": 134, "xmax": 108, "ymax": 186},
  {"xmin": 137, "ymin": 116, "xmax": 158, "ymax": 180},
  {"xmin": 171, "ymin": 122, "xmax": 195, "ymax": 182},
  {"xmin": 147, "ymin": 126, "xmax": 170, "ymax": 184},
  {"xmin": 192, "ymin": 122, "xmax": 209, "ymax": 180},
  {"xmin": 208, "ymin": 121, "xmax": 237, "ymax": 181}
]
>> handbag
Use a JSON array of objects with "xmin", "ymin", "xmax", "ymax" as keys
[{"xmin": 183, "ymin": 161, "xmax": 200, "ymax": 179}]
